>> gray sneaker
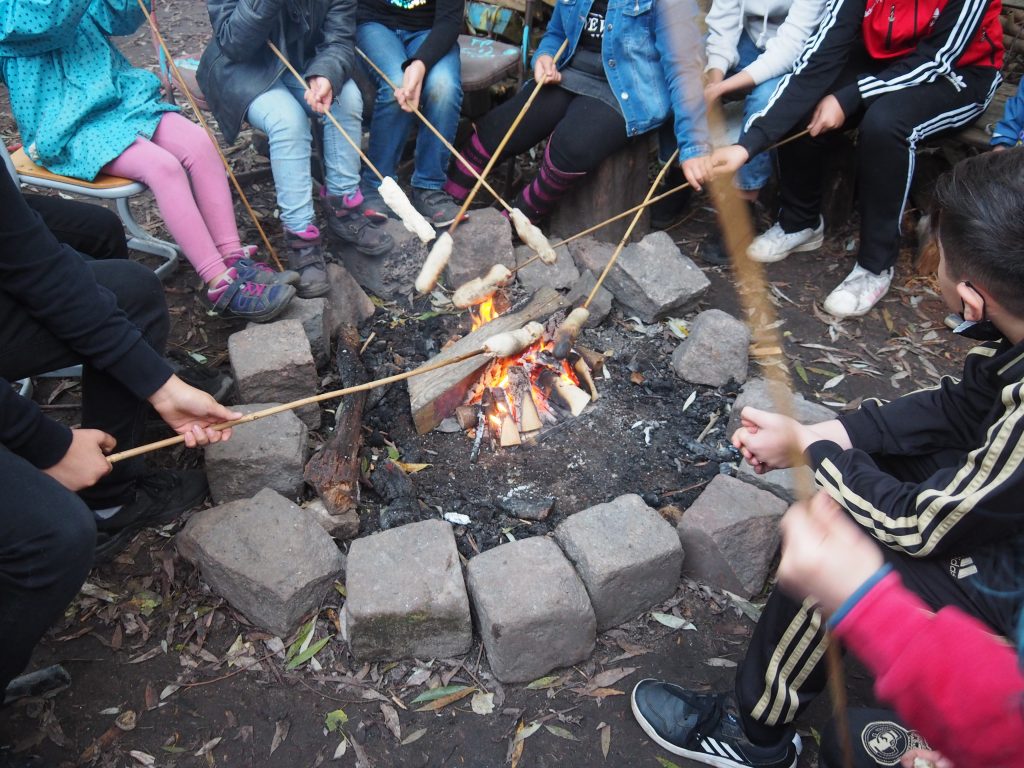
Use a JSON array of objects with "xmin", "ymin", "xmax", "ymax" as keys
[
  {"xmin": 285, "ymin": 225, "xmax": 331, "ymax": 298},
  {"xmin": 412, "ymin": 188, "xmax": 465, "ymax": 228}
]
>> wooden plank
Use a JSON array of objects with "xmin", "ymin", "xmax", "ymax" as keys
[{"xmin": 408, "ymin": 286, "xmax": 568, "ymax": 434}]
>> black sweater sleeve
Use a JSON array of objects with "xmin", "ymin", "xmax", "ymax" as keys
[
  {"xmin": 805, "ymin": 345, "xmax": 1024, "ymax": 557},
  {"xmin": 739, "ymin": 0, "xmax": 864, "ymax": 155},
  {"xmin": 0, "ymin": 378, "xmax": 72, "ymax": 469},
  {"xmin": 0, "ymin": 174, "xmax": 172, "ymax": 445}
]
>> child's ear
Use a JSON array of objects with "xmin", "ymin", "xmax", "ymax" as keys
[{"xmin": 957, "ymin": 281, "xmax": 986, "ymax": 321}]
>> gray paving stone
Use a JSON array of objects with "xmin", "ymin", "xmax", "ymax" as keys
[
  {"xmin": 565, "ymin": 270, "xmax": 613, "ymax": 328},
  {"xmin": 445, "ymin": 208, "xmax": 516, "ymax": 288},
  {"xmin": 515, "ymin": 243, "xmax": 579, "ymax": 293},
  {"xmin": 332, "ymin": 218, "xmax": 424, "ymax": 300},
  {"xmin": 672, "ymin": 309, "xmax": 750, "ymax": 387},
  {"xmin": 177, "ymin": 488, "xmax": 345, "ymax": 636},
  {"xmin": 345, "ymin": 520, "xmax": 472, "ymax": 661},
  {"xmin": 204, "ymin": 404, "xmax": 308, "ymax": 505},
  {"xmin": 467, "ymin": 537, "xmax": 596, "ymax": 683},
  {"xmin": 325, "ymin": 263, "xmax": 376, "ymax": 335},
  {"xmin": 228, "ymin": 319, "xmax": 321, "ymax": 430},
  {"xmin": 304, "ymin": 499, "xmax": 360, "ymax": 541},
  {"xmin": 555, "ymin": 494, "xmax": 683, "ymax": 630},
  {"xmin": 737, "ymin": 461, "xmax": 818, "ymax": 504},
  {"xmin": 275, "ymin": 297, "xmax": 330, "ymax": 369},
  {"xmin": 725, "ymin": 378, "xmax": 837, "ymax": 439},
  {"xmin": 676, "ymin": 474, "xmax": 787, "ymax": 598},
  {"xmin": 570, "ymin": 231, "xmax": 709, "ymax": 323}
]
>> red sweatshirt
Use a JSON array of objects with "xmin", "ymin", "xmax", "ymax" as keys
[{"xmin": 833, "ymin": 571, "xmax": 1024, "ymax": 767}]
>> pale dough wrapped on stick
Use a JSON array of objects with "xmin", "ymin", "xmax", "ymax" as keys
[
  {"xmin": 451, "ymin": 265, "xmax": 513, "ymax": 309},
  {"xmin": 483, "ymin": 322, "xmax": 545, "ymax": 357}
]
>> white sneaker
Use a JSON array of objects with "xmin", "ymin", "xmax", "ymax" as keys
[
  {"xmin": 823, "ymin": 264, "xmax": 893, "ymax": 318},
  {"xmin": 747, "ymin": 218, "xmax": 825, "ymax": 263}
]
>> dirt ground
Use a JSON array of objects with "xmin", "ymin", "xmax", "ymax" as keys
[{"xmin": 0, "ymin": 2, "xmax": 976, "ymax": 766}]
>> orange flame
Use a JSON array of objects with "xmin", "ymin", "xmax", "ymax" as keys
[{"xmin": 470, "ymin": 297, "xmax": 498, "ymax": 331}]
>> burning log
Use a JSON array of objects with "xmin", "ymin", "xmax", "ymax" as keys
[
  {"xmin": 571, "ymin": 354, "xmax": 599, "ymax": 401},
  {"xmin": 500, "ymin": 416, "xmax": 521, "ymax": 447},
  {"xmin": 507, "ymin": 367, "xmax": 542, "ymax": 433},
  {"xmin": 408, "ymin": 286, "xmax": 569, "ymax": 433},
  {"xmin": 575, "ymin": 345, "xmax": 606, "ymax": 376},
  {"xmin": 536, "ymin": 369, "xmax": 591, "ymax": 417},
  {"xmin": 304, "ymin": 327, "xmax": 368, "ymax": 515},
  {"xmin": 455, "ymin": 405, "xmax": 479, "ymax": 430}
]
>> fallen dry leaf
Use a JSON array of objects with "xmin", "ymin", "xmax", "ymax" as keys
[
  {"xmin": 585, "ymin": 667, "xmax": 637, "ymax": 690},
  {"xmin": 270, "ymin": 718, "xmax": 289, "ymax": 755},
  {"xmin": 414, "ymin": 686, "xmax": 476, "ymax": 712},
  {"xmin": 401, "ymin": 728, "xmax": 427, "ymax": 746},
  {"xmin": 599, "ymin": 723, "xmax": 611, "ymax": 759},
  {"xmin": 379, "ymin": 703, "xmax": 401, "ymax": 741},
  {"xmin": 544, "ymin": 724, "xmax": 578, "ymax": 742},
  {"xmin": 577, "ymin": 687, "xmax": 624, "ymax": 699},
  {"xmin": 194, "ymin": 737, "xmax": 221, "ymax": 757}
]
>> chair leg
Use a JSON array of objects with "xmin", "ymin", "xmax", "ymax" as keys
[{"xmin": 115, "ymin": 197, "xmax": 180, "ymax": 281}]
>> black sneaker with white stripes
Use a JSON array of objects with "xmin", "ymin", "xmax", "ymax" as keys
[{"xmin": 631, "ymin": 680, "xmax": 800, "ymax": 768}]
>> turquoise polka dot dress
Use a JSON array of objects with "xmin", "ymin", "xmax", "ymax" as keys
[{"xmin": 0, "ymin": 0, "xmax": 177, "ymax": 181}]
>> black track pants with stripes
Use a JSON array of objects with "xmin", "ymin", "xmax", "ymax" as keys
[
  {"xmin": 735, "ymin": 451, "xmax": 1020, "ymax": 745},
  {"xmin": 775, "ymin": 62, "xmax": 999, "ymax": 274}
]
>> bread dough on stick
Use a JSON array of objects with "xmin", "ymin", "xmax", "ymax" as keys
[
  {"xmin": 510, "ymin": 209, "xmax": 557, "ymax": 264},
  {"xmin": 552, "ymin": 307, "xmax": 590, "ymax": 359},
  {"xmin": 451, "ymin": 264, "xmax": 512, "ymax": 308},
  {"xmin": 379, "ymin": 176, "xmax": 436, "ymax": 244},
  {"xmin": 483, "ymin": 322, "xmax": 544, "ymax": 356},
  {"xmin": 415, "ymin": 232, "xmax": 453, "ymax": 293}
]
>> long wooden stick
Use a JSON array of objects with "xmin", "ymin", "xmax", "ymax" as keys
[
  {"xmin": 446, "ymin": 38, "xmax": 570, "ymax": 233},
  {"xmin": 268, "ymin": 41, "xmax": 387, "ymax": 183},
  {"xmin": 138, "ymin": 0, "xmax": 283, "ymax": 271},
  {"xmin": 355, "ymin": 48, "xmax": 514, "ymax": 213},
  {"xmin": 108, "ymin": 349, "xmax": 485, "ymax": 463},
  {"xmin": 583, "ymin": 149, "xmax": 678, "ymax": 308}
]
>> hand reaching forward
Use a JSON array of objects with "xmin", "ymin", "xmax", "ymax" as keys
[
  {"xmin": 148, "ymin": 375, "xmax": 242, "ymax": 448},
  {"xmin": 43, "ymin": 428, "xmax": 115, "ymax": 491},
  {"xmin": 807, "ymin": 94, "xmax": 846, "ymax": 136},
  {"xmin": 305, "ymin": 76, "xmax": 334, "ymax": 114},
  {"xmin": 710, "ymin": 145, "xmax": 750, "ymax": 176},
  {"xmin": 396, "ymin": 61, "xmax": 426, "ymax": 112}
]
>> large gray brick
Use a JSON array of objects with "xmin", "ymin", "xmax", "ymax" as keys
[
  {"xmin": 555, "ymin": 494, "xmax": 683, "ymax": 630},
  {"xmin": 177, "ymin": 488, "xmax": 345, "ymax": 636},
  {"xmin": 228, "ymin": 319, "xmax": 321, "ymax": 430},
  {"xmin": 445, "ymin": 208, "xmax": 516, "ymax": 288},
  {"xmin": 325, "ymin": 263, "xmax": 375, "ymax": 335},
  {"xmin": 345, "ymin": 520, "xmax": 472, "ymax": 661},
  {"xmin": 205, "ymin": 404, "xmax": 308, "ymax": 504},
  {"xmin": 677, "ymin": 474, "xmax": 787, "ymax": 598},
  {"xmin": 570, "ymin": 232, "xmax": 709, "ymax": 323},
  {"xmin": 515, "ymin": 243, "xmax": 579, "ymax": 293},
  {"xmin": 276, "ymin": 297, "xmax": 330, "ymax": 369},
  {"xmin": 565, "ymin": 269, "xmax": 613, "ymax": 328},
  {"xmin": 672, "ymin": 309, "xmax": 750, "ymax": 387},
  {"xmin": 467, "ymin": 537, "xmax": 595, "ymax": 683}
]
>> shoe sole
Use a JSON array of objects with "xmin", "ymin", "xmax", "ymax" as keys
[
  {"xmin": 629, "ymin": 687, "xmax": 797, "ymax": 768},
  {"xmin": 326, "ymin": 228, "xmax": 394, "ymax": 258},
  {"xmin": 296, "ymin": 283, "xmax": 331, "ymax": 299},
  {"xmin": 747, "ymin": 233, "xmax": 824, "ymax": 264},
  {"xmin": 822, "ymin": 298, "xmax": 879, "ymax": 319},
  {"xmin": 231, "ymin": 285, "xmax": 298, "ymax": 323}
]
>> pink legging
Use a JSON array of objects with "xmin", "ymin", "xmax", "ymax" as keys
[{"xmin": 103, "ymin": 112, "xmax": 242, "ymax": 283}]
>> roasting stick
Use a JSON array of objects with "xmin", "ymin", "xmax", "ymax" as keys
[
  {"xmin": 267, "ymin": 42, "xmax": 435, "ymax": 244},
  {"xmin": 416, "ymin": 39, "xmax": 571, "ymax": 293},
  {"xmin": 355, "ymin": 48, "xmax": 559, "ymax": 289},
  {"xmin": 107, "ymin": 323, "xmax": 544, "ymax": 463},
  {"xmin": 138, "ymin": 0, "xmax": 284, "ymax": 270}
]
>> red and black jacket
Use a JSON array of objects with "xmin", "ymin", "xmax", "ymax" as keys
[{"xmin": 740, "ymin": 0, "xmax": 1003, "ymax": 155}]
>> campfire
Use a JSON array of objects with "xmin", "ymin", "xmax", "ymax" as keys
[{"xmin": 454, "ymin": 297, "xmax": 601, "ymax": 452}]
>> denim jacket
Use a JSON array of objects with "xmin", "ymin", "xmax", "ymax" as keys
[
  {"xmin": 533, "ymin": 0, "xmax": 709, "ymax": 159},
  {"xmin": 992, "ymin": 80, "xmax": 1024, "ymax": 148}
]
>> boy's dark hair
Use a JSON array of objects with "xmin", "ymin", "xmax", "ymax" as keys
[{"xmin": 932, "ymin": 147, "xmax": 1024, "ymax": 317}]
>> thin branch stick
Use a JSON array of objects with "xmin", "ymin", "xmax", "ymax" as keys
[
  {"xmin": 584, "ymin": 149, "xmax": 678, "ymax": 308},
  {"xmin": 355, "ymin": 48, "xmax": 514, "ymax": 213},
  {"xmin": 268, "ymin": 41, "xmax": 385, "ymax": 183},
  {"xmin": 446, "ymin": 38, "xmax": 570, "ymax": 233},
  {"xmin": 108, "ymin": 349, "xmax": 485, "ymax": 463},
  {"xmin": 138, "ymin": 0, "xmax": 283, "ymax": 271}
]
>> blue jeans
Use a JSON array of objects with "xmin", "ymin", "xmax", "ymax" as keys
[
  {"xmin": 246, "ymin": 78, "xmax": 362, "ymax": 233},
  {"xmin": 356, "ymin": 24, "xmax": 462, "ymax": 191},
  {"xmin": 732, "ymin": 31, "xmax": 782, "ymax": 191}
]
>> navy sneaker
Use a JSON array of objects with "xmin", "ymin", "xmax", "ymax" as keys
[
  {"xmin": 412, "ymin": 187, "xmax": 465, "ymax": 227},
  {"xmin": 355, "ymin": 186, "xmax": 392, "ymax": 223},
  {"xmin": 631, "ymin": 680, "xmax": 799, "ymax": 768},
  {"xmin": 208, "ymin": 269, "xmax": 295, "ymax": 323}
]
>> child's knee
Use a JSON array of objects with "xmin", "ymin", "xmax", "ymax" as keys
[
  {"xmin": 424, "ymin": 69, "xmax": 462, "ymax": 110},
  {"xmin": 333, "ymin": 80, "xmax": 363, "ymax": 119}
]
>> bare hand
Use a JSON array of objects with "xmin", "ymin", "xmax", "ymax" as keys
[
  {"xmin": 710, "ymin": 145, "xmax": 749, "ymax": 176},
  {"xmin": 732, "ymin": 407, "xmax": 806, "ymax": 473},
  {"xmin": 305, "ymin": 76, "xmax": 334, "ymax": 114},
  {"xmin": 777, "ymin": 492, "xmax": 885, "ymax": 616},
  {"xmin": 703, "ymin": 68, "xmax": 726, "ymax": 106},
  {"xmin": 43, "ymin": 428, "xmax": 115, "ymax": 491},
  {"xmin": 533, "ymin": 55, "xmax": 561, "ymax": 85},
  {"xmin": 681, "ymin": 155, "xmax": 713, "ymax": 192},
  {"xmin": 807, "ymin": 94, "xmax": 845, "ymax": 136},
  {"xmin": 396, "ymin": 61, "xmax": 426, "ymax": 113},
  {"xmin": 148, "ymin": 375, "xmax": 243, "ymax": 448},
  {"xmin": 901, "ymin": 749, "xmax": 954, "ymax": 768},
  {"xmin": 991, "ymin": 144, "xmax": 1008, "ymax": 153}
]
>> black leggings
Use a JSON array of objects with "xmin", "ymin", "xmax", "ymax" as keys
[
  {"xmin": 24, "ymin": 195, "xmax": 128, "ymax": 262},
  {"xmin": 475, "ymin": 82, "xmax": 631, "ymax": 173}
]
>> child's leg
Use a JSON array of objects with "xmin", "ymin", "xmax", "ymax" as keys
[
  {"xmin": 148, "ymin": 112, "xmax": 243, "ymax": 258},
  {"xmin": 319, "ymin": 79, "xmax": 365, "ymax": 199},
  {"xmin": 247, "ymin": 81, "xmax": 318, "ymax": 233},
  {"xmin": 103, "ymin": 137, "xmax": 227, "ymax": 283},
  {"xmin": 514, "ymin": 94, "xmax": 630, "ymax": 222},
  {"xmin": 444, "ymin": 84, "xmax": 574, "ymax": 201},
  {"xmin": 409, "ymin": 35, "xmax": 462, "ymax": 190},
  {"xmin": 357, "ymin": 23, "xmax": 416, "ymax": 190}
]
